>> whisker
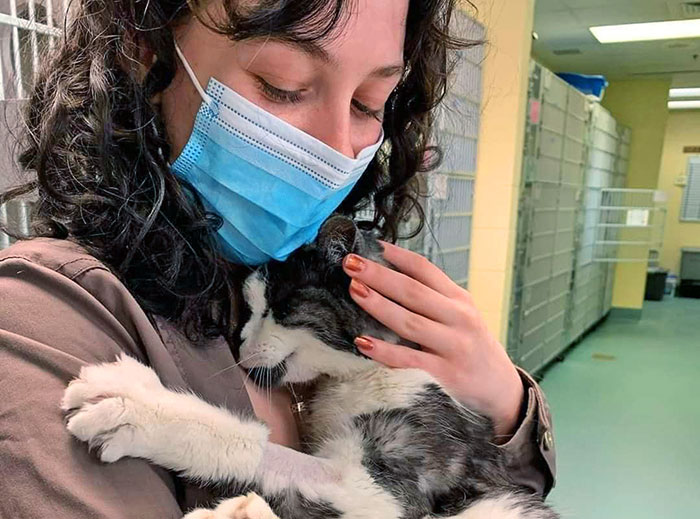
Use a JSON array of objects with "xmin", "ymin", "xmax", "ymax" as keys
[
  {"xmin": 207, "ymin": 351, "xmax": 264, "ymax": 380},
  {"xmin": 267, "ymin": 366, "xmax": 272, "ymax": 407}
]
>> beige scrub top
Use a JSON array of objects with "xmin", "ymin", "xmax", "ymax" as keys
[{"xmin": 0, "ymin": 238, "xmax": 556, "ymax": 518}]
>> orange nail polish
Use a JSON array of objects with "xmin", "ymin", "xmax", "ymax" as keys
[
  {"xmin": 350, "ymin": 279, "xmax": 370, "ymax": 298},
  {"xmin": 355, "ymin": 336, "xmax": 374, "ymax": 351},
  {"xmin": 343, "ymin": 254, "xmax": 365, "ymax": 273}
]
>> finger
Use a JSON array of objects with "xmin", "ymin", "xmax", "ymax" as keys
[
  {"xmin": 349, "ymin": 278, "xmax": 454, "ymax": 350},
  {"xmin": 343, "ymin": 254, "xmax": 462, "ymax": 325},
  {"xmin": 354, "ymin": 335, "xmax": 439, "ymax": 371},
  {"xmin": 379, "ymin": 241, "xmax": 468, "ymax": 300}
]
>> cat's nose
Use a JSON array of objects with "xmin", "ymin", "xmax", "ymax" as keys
[{"xmin": 239, "ymin": 341, "xmax": 274, "ymax": 369}]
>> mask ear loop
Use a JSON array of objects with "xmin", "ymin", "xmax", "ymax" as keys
[{"xmin": 173, "ymin": 41, "xmax": 220, "ymax": 116}]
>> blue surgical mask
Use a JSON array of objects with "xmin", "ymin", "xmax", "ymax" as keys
[{"xmin": 170, "ymin": 43, "xmax": 384, "ymax": 265}]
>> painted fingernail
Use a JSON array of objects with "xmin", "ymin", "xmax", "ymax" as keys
[
  {"xmin": 354, "ymin": 336, "xmax": 374, "ymax": 351},
  {"xmin": 343, "ymin": 254, "xmax": 365, "ymax": 273},
  {"xmin": 349, "ymin": 279, "xmax": 370, "ymax": 298}
]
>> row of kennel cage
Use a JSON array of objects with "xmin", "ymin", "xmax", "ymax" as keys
[
  {"xmin": 508, "ymin": 62, "xmax": 590, "ymax": 373},
  {"xmin": 568, "ymin": 104, "xmax": 632, "ymax": 342},
  {"xmin": 508, "ymin": 62, "xmax": 638, "ymax": 375}
]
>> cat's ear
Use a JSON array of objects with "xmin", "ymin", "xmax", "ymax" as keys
[{"xmin": 317, "ymin": 215, "xmax": 364, "ymax": 263}]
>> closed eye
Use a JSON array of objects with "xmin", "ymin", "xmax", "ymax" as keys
[
  {"xmin": 255, "ymin": 76, "xmax": 304, "ymax": 104},
  {"xmin": 352, "ymin": 99, "xmax": 384, "ymax": 122},
  {"xmin": 256, "ymin": 75, "xmax": 384, "ymax": 121}
]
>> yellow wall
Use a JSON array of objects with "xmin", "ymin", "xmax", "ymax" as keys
[
  {"xmin": 601, "ymin": 79, "xmax": 671, "ymax": 310},
  {"xmin": 468, "ymin": 0, "xmax": 535, "ymax": 342},
  {"xmin": 603, "ymin": 80, "xmax": 672, "ymax": 189},
  {"xmin": 657, "ymin": 111, "xmax": 700, "ymax": 274}
]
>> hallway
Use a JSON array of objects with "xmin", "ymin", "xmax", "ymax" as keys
[{"xmin": 541, "ymin": 297, "xmax": 700, "ymax": 519}]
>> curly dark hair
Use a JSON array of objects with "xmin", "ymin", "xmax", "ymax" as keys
[{"xmin": 1, "ymin": 0, "xmax": 477, "ymax": 344}]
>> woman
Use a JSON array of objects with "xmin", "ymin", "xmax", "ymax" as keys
[{"xmin": 0, "ymin": 0, "xmax": 555, "ymax": 517}]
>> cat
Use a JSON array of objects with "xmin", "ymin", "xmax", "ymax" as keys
[{"xmin": 61, "ymin": 216, "xmax": 558, "ymax": 519}]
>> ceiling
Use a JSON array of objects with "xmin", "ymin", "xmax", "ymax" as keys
[{"xmin": 532, "ymin": 0, "xmax": 700, "ymax": 85}]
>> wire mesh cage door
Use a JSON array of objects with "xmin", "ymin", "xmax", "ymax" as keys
[
  {"xmin": 357, "ymin": 11, "xmax": 485, "ymax": 288},
  {"xmin": 422, "ymin": 13, "xmax": 484, "ymax": 289},
  {"xmin": 1, "ymin": 0, "xmax": 64, "ymax": 247},
  {"xmin": 593, "ymin": 188, "xmax": 667, "ymax": 264},
  {"xmin": 0, "ymin": 0, "xmax": 65, "ymax": 101},
  {"xmin": 569, "ymin": 103, "xmax": 631, "ymax": 338}
]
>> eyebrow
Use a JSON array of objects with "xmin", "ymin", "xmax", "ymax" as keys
[{"xmin": 278, "ymin": 39, "xmax": 405, "ymax": 79}]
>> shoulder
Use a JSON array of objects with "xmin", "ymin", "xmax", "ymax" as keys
[
  {"xmin": 0, "ymin": 238, "xmax": 251, "ymax": 411},
  {"xmin": 0, "ymin": 238, "xmax": 153, "ymax": 362},
  {"xmin": 0, "ymin": 237, "xmax": 108, "ymax": 277}
]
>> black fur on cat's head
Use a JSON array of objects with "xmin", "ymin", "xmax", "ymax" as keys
[{"xmin": 236, "ymin": 215, "xmax": 399, "ymax": 388}]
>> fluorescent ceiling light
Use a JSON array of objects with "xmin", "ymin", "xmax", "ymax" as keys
[
  {"xmin": 669, "ymin": 88, "xmax": 700, "ymax": 98},
  {"xmin": 668, "ymin": 100, "xmax": 700, "ymax": 110},
  {"xmin": 590, "ymin": 19, "xmax": 700, "ymax": 43}
]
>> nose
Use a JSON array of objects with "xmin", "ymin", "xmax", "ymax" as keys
[{"xmin": 305, "ymin": 104, "xmax": 356, "ymax": 159}]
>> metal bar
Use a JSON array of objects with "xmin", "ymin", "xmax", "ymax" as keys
[
  {"xmin": 602, "ymin": 188, "xmax": 658, "ymax": 194},
  {"xmin": 0, "ymin": 12, "xmax": 62, "ymax": 36},
  {"xmin": 438, "ymin": 128, "xmax": 480, "ymax": 141},
  {"xmin": 46, "ymin": 0, "xmax": 56, "ymax": 49},
  {"xmin": 595, "ymin": 240, "xmax": 652, "ymax": 246},
  {"xmin": 599, "ymin": 206, "xmax": 662, "ymax": 211},
  {"xmin": 593, "ymin": 258, "xmax": 651, "ymax": 263},
  {"xmin": 598, "ymin": 223, "xmax": 652, "ymax": 228},
  {"xmin": 442, "ymin": 172, "xmax": 476, "ymax": 180},
  {"xmin": 437, "ymin": 211, "xmax": 473, "ymax": 218},
  {"xmin": 530, "ymin": 230, "xmax": 556, "ymax": 238},
  {"xmin": 522, "ymin": 319, "xmax": 548, "ymax": 339},
  {"xmin": 434, "ymin": 245, "xmax": 470, "ymax": 255},
  {"xmin": 28, "ymin": 0, "xmax": 38, "ymax": 84},
  {"xmin": 47, "ymin": 0, "xmax": 54, "ymax": 28},
  {"xmin": 523, "ymin": 299, "xmax": 549, "ymax": 316},
  {"xmin": 0, "ymin": 42, "xmax": 5, "ymax": 101},
  {"xmin": 8, "ymin": 0, "xmax": 24, "ymax": 99}
]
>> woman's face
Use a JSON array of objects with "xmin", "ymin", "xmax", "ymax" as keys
[{"xmin": 162, "ymin": 0, "xmax": 409, "ymax": 161}]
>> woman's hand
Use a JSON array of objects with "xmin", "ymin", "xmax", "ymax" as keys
[{"xmin": 343, "ymin": 242, "xmax": 524, "ymax": 440}]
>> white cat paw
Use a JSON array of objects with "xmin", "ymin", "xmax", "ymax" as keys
[
  {"xmin": 183, "ymin": 494, "xmax": 279, "ymax": 519},
  {"xmin": 61, "ymin": 354, "xmax": 164, "ymax": 462},
  {"xmin": 61, "ymin": 353, "xmax": 163, "ymax": 412}
]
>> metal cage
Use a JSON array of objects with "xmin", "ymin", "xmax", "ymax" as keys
[
  {"xmin": 355, "ymin": 12, "xmax": 485, "ymax": 288},
  {"xmin": 508, "ymin": 62, "xmax": 639, "ymax": 375}
]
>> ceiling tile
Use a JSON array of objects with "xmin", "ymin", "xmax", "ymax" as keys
[{"xmin": 532, "ymin": 0, "xmax": 700, "ymax": 80}]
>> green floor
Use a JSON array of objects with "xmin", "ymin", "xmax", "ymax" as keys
[{"xmin": 540, "ymin": 297, "xmax": 700, "ymax": 519}]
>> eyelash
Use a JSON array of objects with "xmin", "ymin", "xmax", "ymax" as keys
[
  {"xmin": 352, "ymin": 100, "xmax": 384, "ymax": 122},
  {"xmin": 255, "ymin": 77, "xmax": 384, "ymax": 122},
  {"xmin": 256, "ymin": 77, "xmax": 303, "ymax": 104}
]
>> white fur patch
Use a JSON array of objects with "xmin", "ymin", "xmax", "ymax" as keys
[
  {"xmin": 443, "ymin": 493, "xmax": 549, "ymax": 519},
  {"xmin": 183, "ymin": 493, "xmax": 279, "ymax": 519},
  {"xmin": 308, "ymin": 367, "xmax": 436, "ymax": 441},
  {"xmin": 240, "ymin": 313, "xmax": 374, "ymax": 384},
  {"xmin": 240, "ymin": 315, "xmax": 296, "ymax": 369},
  {"xmin": 244, "ymin": 272, "xmax": 268, "ymax": 317},
  {"xmin": 241, "ymin": 272, "xmax": 268, "ymax": 344},
  {"xmin": 63, "ymin": 354, "xmax": 269, "ymax": 484},
  {"xmin": 280, "ymin": 325, "xmax": 374, "ymax": 383}
]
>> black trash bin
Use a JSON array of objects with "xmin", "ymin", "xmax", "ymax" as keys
[{"xmin": 645, "ymin": 268, "xmax": 668, "ymax": 301}]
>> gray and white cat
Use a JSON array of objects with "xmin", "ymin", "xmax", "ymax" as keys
[{"xmin": 61, "ymin": 216, "xmax": 558, "ymax": 519}]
